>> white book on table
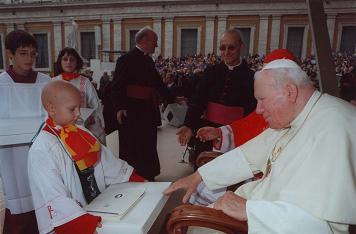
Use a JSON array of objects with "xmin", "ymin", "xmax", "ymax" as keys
[{"xmin": 85, "ymin": 186, "xmax": 145, "ymax": 220}]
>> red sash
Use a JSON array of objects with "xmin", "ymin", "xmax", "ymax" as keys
[
  {"xmin": 127, "ymin": 85, "xmax": 156, "ymax": 100},
  {"xmin": 205, "ymin": 102, "xmax": 244, "ymax": 125}
]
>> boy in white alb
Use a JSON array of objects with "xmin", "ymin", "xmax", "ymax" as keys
[
  {"xmin": 28, "ymin": 80, "xmax": 144, "ymax": 234},
  {"xmin": 0, "ymin": 29, "xmax": 51, "ymax": 233}
]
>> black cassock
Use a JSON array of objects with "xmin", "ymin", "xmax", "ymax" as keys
[
  {"xmin": 111, "ymin": 48, "xmax": 173, "ymax": 180},
  {"xmin": 184, "ymin": 61, "xmax": 256, "ymax": 162}
]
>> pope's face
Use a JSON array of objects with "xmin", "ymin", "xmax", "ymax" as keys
[{"xmin": 254, "ymin": 70, "xmax": 291, "ymax": 129}]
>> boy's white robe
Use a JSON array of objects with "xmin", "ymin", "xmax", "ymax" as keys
[
  {"xmin": 28, "ymin": 125, "xmax": 133, "ymax": 234},
  {"xmin": 0, "ymin": 71, "xmax": 50, "ymax": 214}
]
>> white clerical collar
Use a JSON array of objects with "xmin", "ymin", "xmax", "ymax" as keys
[
  {"xmin": 289, "ymin": 90, "xmax": 322, "ymax": 129},
  {"xmin": 225, "ymin": 57, "xmax": 242, "ymax": 70},
  {"xmin": 136, "ymin": 45, "xmax": 148, "ymax": 55}
]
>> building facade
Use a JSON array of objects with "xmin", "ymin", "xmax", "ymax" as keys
[{"xmin": 0, "ymin": 0, "xmax": 355, "ymax": 73}]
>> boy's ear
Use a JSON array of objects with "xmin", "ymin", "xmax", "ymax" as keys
[
  {"xmin": 6, "ymin": 49, "xmax": 14, "ymax": 60},
  {"xmin": 46, "ymin": 102, "xmax": 56, "ymax": 117}
]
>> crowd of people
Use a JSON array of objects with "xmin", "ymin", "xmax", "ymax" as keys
[{"xmin": 155, "ymin": 52, "xmax": 355, "ymax": 92}]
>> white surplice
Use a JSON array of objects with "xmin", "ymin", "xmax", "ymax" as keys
[
  {"xmin": 28, "ymin": 125, "xmax": 133, "ymax": 234},
  {"xmin": 199, "ymin": 91, "xmax": 356, "ymax": 233},
  {"xmin": 53, "ymin": 75, "xmax": 106, "ymax": 143},
  {"xmin": 0, "ymin": 71, "xmax": 50, "ymax": 214}
]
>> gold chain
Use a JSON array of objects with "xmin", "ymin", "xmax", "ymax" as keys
[{"xmin": 264, "ymin": 93, "xmax": 323, "ymax": 178}]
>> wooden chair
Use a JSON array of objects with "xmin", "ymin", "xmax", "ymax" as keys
[
  {"xmin": 166, "ymin": 151, "xmax": 250, "ymax": 234},
  {"xmin": 195, "ymin": 151, "xmax": 223, "ymax": 167},
  {"xmin": 166, "ymin": 204, "xmax": 247, "ymax": 234}
]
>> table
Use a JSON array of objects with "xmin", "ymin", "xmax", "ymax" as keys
[{"xmin": 97, "ymin": 182, "xmax": 171, "ymax": 234}]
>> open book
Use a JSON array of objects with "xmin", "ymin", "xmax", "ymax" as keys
[{"xmin": 85, "ymin": 186, "xmax": 145, "ymax": 220}]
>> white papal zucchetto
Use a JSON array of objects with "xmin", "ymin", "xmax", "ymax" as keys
[{"xmin": 262, "ymin": 58, "xmax": 301, "ymax": 71}]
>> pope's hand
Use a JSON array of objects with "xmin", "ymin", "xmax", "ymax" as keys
[
  {"xmin": 94, "ymin": 221, "xmax": 102, "ymax": 234},
  {"xmin": 213, "ymin": 191, "xmax": 247, "ymax": 221},
  {"xmin": 176, "ymin": 126, "xmax": 192, "ymax": 146},
  {"xmin": 196, "ymin": 127, "xmax": 220, "ymax": 142},
  {"xmin": 163, "ymin": 171, "xmax": 202, "ymax": 203},
  {"xmin": 117, "ymin": 110, "xmax": 127, "ymax": 125}
]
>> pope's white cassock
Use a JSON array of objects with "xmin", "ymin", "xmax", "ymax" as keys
[
  {"xmin": 0, "ymin": 72, "xmax": 50, "ymax": 214},
  {"xmin": 28, "ymin": 125, "xmax": 133, "ymax": 234},
  {"xmin": 198, "ymin": 90, "xmax": 356, "ymax": 234}
]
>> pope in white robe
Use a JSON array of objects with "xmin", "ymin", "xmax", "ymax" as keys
[{"xmin": 165, "ymin": 59, "xmax": 356, "ymax": 234}]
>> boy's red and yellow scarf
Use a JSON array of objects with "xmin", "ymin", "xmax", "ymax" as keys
[{"xmin": 43, "ymin": 118, "xmax": 100, "ymax": 171}]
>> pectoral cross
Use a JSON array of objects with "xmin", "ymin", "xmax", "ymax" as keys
[{"xmin": 265, "ymin": 158, "xmax": 272, "ymax": 178}]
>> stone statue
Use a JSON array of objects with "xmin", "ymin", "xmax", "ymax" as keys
[{"xmin": 67, "ymin": 17, "xmax": 79, "ymax": 50}]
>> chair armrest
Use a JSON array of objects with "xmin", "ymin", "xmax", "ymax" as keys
[
  {"xmin": 166, "ymin": 204, "xmax": 248, "ymax": 234},
  {"xmin": 196, "ymin": 151, "xmax": 223, "ymax": 167}
]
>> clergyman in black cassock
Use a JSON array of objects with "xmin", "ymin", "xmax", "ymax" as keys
[{"xmin": 111, "ymin": 27, "xmax": 174, "ymax": 181}]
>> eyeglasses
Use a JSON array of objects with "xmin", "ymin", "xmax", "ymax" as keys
[{"xmin": 219, "ymin": 45, "xmax": 237, "ymax": 51}]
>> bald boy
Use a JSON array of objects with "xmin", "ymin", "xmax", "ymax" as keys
[{"xmin": 29, "ymin": 80, "xmax": 144, "ymax": 234}]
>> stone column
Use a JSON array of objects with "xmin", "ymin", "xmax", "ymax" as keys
[
  {"xmin": 258, "ymin": 15, "xmax": 269, "ymax": 56},
  {"xmin": 102, "ymin": 18, "xmax": 111, "ymax": 62},
  {"xmin": 205, "ymin": 16, "xmax": 215, "ymax": 55},
  {"xmin": 270, "ymin": 15, "xmax": 281, "ymax": 51},
  {"xmin": 164, "ymin": 17, "xmax": 173, "ymax": 58},
  {"xmin": 6, "ymin": 23, "xmax": 15, "ymax": 33},
  {"xmin": 326, "ymin": 13, "xmax": 336, "ymax": 47},
  {"xmin": 113, "ymin": 18, "xmax": 122, "ymax": 62},
  {"xmin": 153, "ymin": 17, "xmax": 162, "ymax": 58},
  {"xmin": 53, "ymin": 22, "xmax": 62, "ymax": 60},
  {"xmin": 216, "ymin": 16, "xmax": 227, "ymax": 55}
]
